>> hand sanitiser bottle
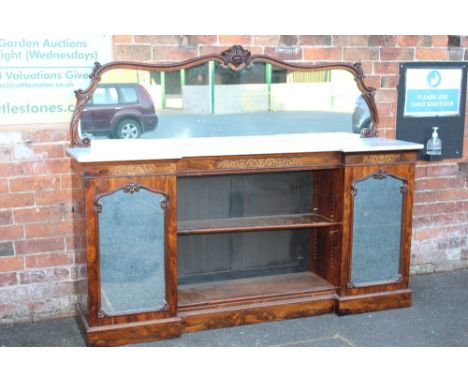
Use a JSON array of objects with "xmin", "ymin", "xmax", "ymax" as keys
[{"xmin": 426, "ymin": 127, "xmax": 442, "ymax": 157}]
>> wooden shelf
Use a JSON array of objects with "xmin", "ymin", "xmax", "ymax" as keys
[
  {"xmin": 178, "ymin": 271, "xmax": 335, "ymax": 309},
  {"xmin": 177, "ymin": 213, "xmax": 339, "ymax": 235}
]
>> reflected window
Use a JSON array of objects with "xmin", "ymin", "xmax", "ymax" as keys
[
  {"xmin": 271, "ymin": 67, "xmax": 287, "ymax": 83},
  {"xmin": 119, "ymin": 86, "xmax": 138, "ymax": 104},
  {"xmin": 186, "ymin": 63, "xmax": 209, "ymax": 85},
  {"xmin": 165, "ymin": 71, "xmax": 181, "ymax": 95},
  {"xmin": 215, "ymin": 62, "xmax": 266, "ymax": 84},
  {"xmin": 150, "ymin": 72, "xmax": 162, "ymax": 85},
  {"xmin": 91, "ymin": 87, "xmax": 118, "ymax": 105},
  {"xmin": 271, "ymin": 68, "xmax": 331, "ymax": 84}
]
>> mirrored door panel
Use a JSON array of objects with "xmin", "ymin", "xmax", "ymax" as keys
[
  {"xmin": 96, "ymin": 185, "xmax": 167, "ymax": 316},
  {"xmin": 350, "ymin": 171, "xmax": 407, "ymax": 286}
]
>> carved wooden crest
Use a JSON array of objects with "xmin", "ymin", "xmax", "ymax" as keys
[
  {"xmin": 122, "ymin": 182, "xmax": 141, "ymax": 194},
  {"xmin": 372, "ymin": 169, "xmax": 388, "ymax": 180},
  {"xmin": 221, "ymin": 45, "xmax": 252, "ymax": 70}
]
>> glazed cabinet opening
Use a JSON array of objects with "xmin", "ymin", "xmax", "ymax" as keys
[{"xmin": 176, "ymin": 170, "xmax": 342, "ymax": 307}]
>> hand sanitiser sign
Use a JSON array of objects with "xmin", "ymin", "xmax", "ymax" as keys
[{"xmin": 404, "ymin": 68, "xmax": 463, "ymax": 117}]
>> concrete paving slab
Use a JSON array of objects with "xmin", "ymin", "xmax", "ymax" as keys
[{"xmin": 0, "ymin": 316, "xmax": 85, "ymax": 347}]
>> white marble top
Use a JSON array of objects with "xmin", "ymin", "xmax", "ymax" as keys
[{"xmin": 67, "ymin": 133, "xmax": 423, "ymax": 163}]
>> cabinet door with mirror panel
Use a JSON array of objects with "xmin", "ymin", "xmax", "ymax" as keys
[
  {"xmin": 86, "ymin": 175, "xmax": 177, "ymax": 325},
  {"xmin": 345, "ymin": 164, "xmax": 414, "ymax": 293}
]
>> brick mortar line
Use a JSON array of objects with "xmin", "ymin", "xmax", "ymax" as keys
[
  {"xmin": 413, "ymin": 213, "xmax": 468, "ymax": 222},
  {"xmin": 0, "ymin": 280, "xmax": 76, "ymax": 296},
  {"xmin": 412, "ymin": 248, "xmax": 468, "ymax": 255},
  {"xmin": 414, "ymin": 214, "xmax": 468, "ymax": 219},
  {"xmin": 414, "ymin": 199, "xmax": 468, "ymax": 206},
  {"xmin": 413, "ymin": 224, "xmax": 468, "ymax": 232},
  {"xmin": 415, "ymin": 189, "xmax": 468, "ymax": 194},
  {"xmin": 415, "ymin": 195, "xmax": 468, "ymax": 200}
]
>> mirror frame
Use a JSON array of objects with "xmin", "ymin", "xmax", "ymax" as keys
[{"xmin": 70, "ymin": 45, "xmax": 379, "ymax": 147}]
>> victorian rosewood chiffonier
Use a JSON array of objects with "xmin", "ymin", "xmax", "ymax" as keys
[{"xmin": 67, "ymin": 45, "xmax": 423, "ymax": 346}]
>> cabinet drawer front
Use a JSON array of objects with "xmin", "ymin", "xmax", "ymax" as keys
[
  {"xmin": 177, "ymin": 153, "xmax": 341, "ymax": 174},
  {"xmin": 82, "ymin": 163, "xmax": 176, "ymax": 178},
  {"xmin": 344, "ymin": 152, "xmax": 417, "ymax": 166}
]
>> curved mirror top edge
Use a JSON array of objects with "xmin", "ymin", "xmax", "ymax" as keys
[{"xmin": 74, "ymin": 56, "xmax": 375, "ymax": 143}]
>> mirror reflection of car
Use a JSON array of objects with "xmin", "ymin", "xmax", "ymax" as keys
[
  {"xmin": 80, "ymin": 83, "xmax": 158, "ymax": 139},
  {"xmin": 352, "ymin": 95, "xmax": 372, "ymax": 134}
]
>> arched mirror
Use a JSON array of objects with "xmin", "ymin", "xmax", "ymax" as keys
[{"xmin": 70, "ymin": 45, "xmax": 378, "ymax": 146}]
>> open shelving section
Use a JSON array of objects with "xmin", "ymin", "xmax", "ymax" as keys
[{"xmin": 176, "ymin": 169, "xmax": 342, "ymax": 302}]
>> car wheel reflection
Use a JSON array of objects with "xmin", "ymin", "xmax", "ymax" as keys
[{"xmin": 116, "ymin": 119, "xmax": 142, "ymax": 139}]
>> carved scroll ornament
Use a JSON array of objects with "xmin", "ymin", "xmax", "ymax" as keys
[{"xmin": 94, "ymin": 183, "xmax": 169, "ymax": 213}]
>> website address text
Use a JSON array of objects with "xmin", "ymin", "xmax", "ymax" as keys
[{"xmin": 0, "ymin": 103, "xmax": 75, "ymax": 114}]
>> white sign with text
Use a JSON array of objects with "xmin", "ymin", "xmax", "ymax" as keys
[
  {"xmin": 404, "ymin": 68, "xmax": 463, "ymax": 117},
  {"xmin": 0, "ymin": 36, "xmax": 112, "ymax": 125}
]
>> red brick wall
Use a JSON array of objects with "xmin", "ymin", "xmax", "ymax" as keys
[
  {"xmin": 1, "ymin": 35, "xmax": 467, "ymax": 323},
  {"xmin": 0, "ymin": 127, "xmax": 83, "ymax": 322}
]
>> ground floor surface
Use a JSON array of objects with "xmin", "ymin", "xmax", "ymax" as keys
[{"xmin": 0, "ymin": 269, "xmax": 467, "ymax": 346}]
